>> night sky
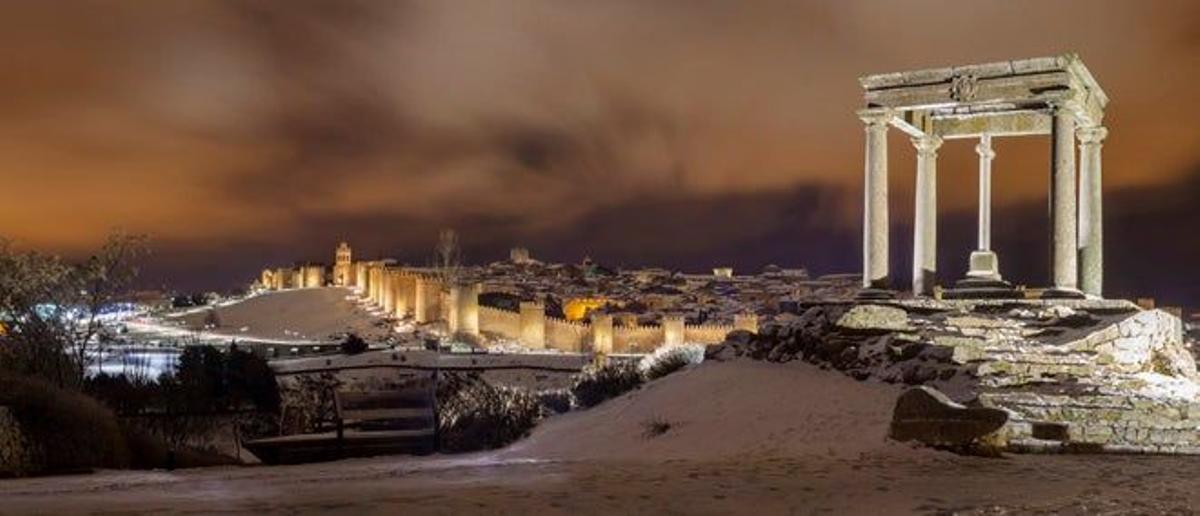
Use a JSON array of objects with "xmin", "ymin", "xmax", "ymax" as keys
[{"xmin": 2, "ymin": 1, "xmax": 1199, "ymax": 306}]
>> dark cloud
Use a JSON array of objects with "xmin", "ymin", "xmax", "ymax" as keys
[{"xmin": 3, "ymin": 1, "xmax": 1200, "ymax": 306}]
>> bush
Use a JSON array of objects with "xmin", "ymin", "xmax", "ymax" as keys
[
  {"xmin": 536, "ymin": 389, "xmax": 573, "ymax": 415},
  {"xmin": 639, "ymin": 344, "xmax": 705, "ymax": 380},
  {"xmin": 641, "ymin": 416, "xmax": 673, "ymax": 438},
  {"xmin": 437, "ymin": 372, "xmax": 542, "ymax": 453},
  {"xmin": 341, "ymin": 333, "xmax": 369, "ymax": 355},
  {"xmin": 0, "ymin": 374, "xmax": 130, "ymax": 473},
  {"xmin": 571, "ymin": 360, "xmax": 645, "ymax": 409},
  {"xmin": 85, "ymin": 373, "xmax": 158, "ymax": 415}
]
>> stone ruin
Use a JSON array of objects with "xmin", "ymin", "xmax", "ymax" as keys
[
  {"xmin": 855, "ymin": 54, "xmax": 1107, "ymax": 299},
  {"xmin": 746, "ymin": 53, "xmax": 1200, "ymax": 454},
  {"xmin": 710, "ymin": 299, "xmax": 1200, "ymax": 454}
]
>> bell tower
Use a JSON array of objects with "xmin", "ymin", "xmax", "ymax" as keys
[{"xmin": 334, "ymin": 241, "xmax": 353, "ymax": 286}]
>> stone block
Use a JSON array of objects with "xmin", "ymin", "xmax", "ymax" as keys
[
  {"xmin": 889, "ymin": 386, "xmax": 1009, "ymax": 448},
  {"xmin": 836, "ymin": 304, "xmax": 910, "ymax": 331}
]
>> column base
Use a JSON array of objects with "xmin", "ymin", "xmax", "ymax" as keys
[
  {"xmin": 941, "ymin": 251, "xmax": 1023, "ymax": 299},
  {"xmin": 856, "ymin": 288, "xmax": 897, "ymax": 301},
  {"xmin": 965, "ymin": 250, "xmax": 1002, "ymax": 281},
  {"xmin": 1041, "ymin": 287, "xmax": 1086, "ymax": 300},
  {"xmin": 943, "ymin": 278, "xmax": 1023, "ymax": 300}
]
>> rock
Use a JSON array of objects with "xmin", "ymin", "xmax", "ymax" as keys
[
  {"xmin": 725, "ymin": 329, "xmax": 755, "ymax": 346},
  {"xmin": 889, "ymin": 386, "xmax": 1008, "ymax": 449},
  {"xmin": 1038, "ymin": 305, "xmax": 1077, "ymax": 320},
  {"xmin": 836, "ymin": 304, "xmax": 910, "ymax": 332},
  {"xmin": 703, "ymin": 343, "xmax": 739, "ymax": 362},
  {"xmin": 1007, "ymin": 308, "xmax": 1036, "ymax": 319}
]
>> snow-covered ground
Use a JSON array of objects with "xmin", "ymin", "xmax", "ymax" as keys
[{"xmin": 4, "ymin": 360, "xmax": 1200, "ymax": 513}]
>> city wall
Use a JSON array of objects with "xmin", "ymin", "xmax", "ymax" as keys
[{"xmin": 262, "ymin": 260, "xmax": 756, "ymax": 354}]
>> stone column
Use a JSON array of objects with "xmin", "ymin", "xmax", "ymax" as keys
[
  {"xmin": 519, "ymin": 302, "xmax": 546, "ymax": 349},
  {"xmin": 859, "ymin": 110, "xmax": 892, "ymax": 289},
  {"xmin": 662, "ymin": 315, "xmax": 685, "ymax": 348},
  {"xmin": 591, "ymin": 314, "xmax": 613, "ymax": 355},
  {"xmin": 967, "ymin": 134, "xmax": 1001, "ymax": 281},
  {"xmin": 911, "ymin": 134, "xmax": 942, "ymax": 296},
  {"xmin": 1078, "ymin": 126, "xmax": 1107, "ymax": 298},
  {"xmin": 1050, "ymin": 108, "xmax": 1079, "ymax": 293}
]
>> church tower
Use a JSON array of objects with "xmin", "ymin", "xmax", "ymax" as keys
[{"xmin": 334, "ymin": 241, "xmax": 353, "ymax": 286}]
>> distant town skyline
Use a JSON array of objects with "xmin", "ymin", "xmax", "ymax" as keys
[{"xmin": 2, "ymin": 1, "xmax": 1199, "ymax": 305}]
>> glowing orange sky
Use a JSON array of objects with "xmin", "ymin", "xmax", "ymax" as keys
[{"xmin": 2, "ymin": 1, "xmax": 1199, "ymax": 280}]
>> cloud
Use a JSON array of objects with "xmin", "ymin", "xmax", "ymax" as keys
[{"xmin": 2, "ymin": 0, "xmax": 1200, "ymax": 305}]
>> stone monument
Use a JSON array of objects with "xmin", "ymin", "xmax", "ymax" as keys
[{"xmin": 856, "ymin": 54, "xmax": 1108, "ymax": 299}]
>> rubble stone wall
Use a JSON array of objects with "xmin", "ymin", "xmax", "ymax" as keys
[
  {"xmin": 0, "ymin": 407, "xmax": 34, "ymax": 477},
  {"xmin": 713, "ymin": 301, "xmax": 1200, "ymax": 455}
]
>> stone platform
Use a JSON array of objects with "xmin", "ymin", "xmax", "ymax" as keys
[
  {"xmin": 870, "ymin": 299, "xmax": 1198, "ymax": 453},
  {"xmin": 714, "ymin": 297, "xmax": 1200, "ymax": 455}
]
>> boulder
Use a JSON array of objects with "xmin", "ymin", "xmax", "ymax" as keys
[
  {"xmin": 889, "ymin": 386, "xmax": 1008, "ymax": 449},
  {"xmin": 836, "ymin": 304, "xmax": 910, "ymax": 332}
]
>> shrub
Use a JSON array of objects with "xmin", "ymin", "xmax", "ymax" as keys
[
  {"xmin": 536, "ymin": 388, "xmax": 573, "ymax": 415},
  {"xmin": 0, "ymin": 374, "xmax": 130, "ymax": 473},
  {"xmin": 436, "ymin": 372, "xmax": 542, "ymax": 453},
  {"xmin": 639, "ymin": 344, "xmax": 705, "ymax": 381},
  {"xmin": 340, "ymin": 333, "xmax": 369, "ymax": 355},
  {"xmin": 641, "ymin": 416, "xmax": 673, "ymax": 438},
  {"xmin": 571, "ymin": 360, "xmax": 644, "ymax": 409}
]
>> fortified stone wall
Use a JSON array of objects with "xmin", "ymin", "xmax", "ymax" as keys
[
  {"xmin": 685, "ymin": 324, "xmax": 735, "ymax": 346},
  {"xmin": 479, "ymin": 306, "xmax": 520, "ymax": 340},
  {"xmin": 264, "ymin": 257, "xmax": 758, "ymax": 355},
  {"xmin": 614, "ymin": 325, "xmax": 662, "ymax": 353},
  {"xmin": 545, "ymin": 317, "xmax": 589, "ymax": 352}
]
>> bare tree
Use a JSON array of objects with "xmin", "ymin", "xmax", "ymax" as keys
[
  {"xmin": 0, "ymin": 232, "xmax": 147, "ymax": 388},
  {"xmin": 433, "ymin": 228, "xmax": 463, "ymax": 287}
]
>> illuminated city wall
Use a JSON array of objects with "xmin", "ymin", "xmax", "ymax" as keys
[{"xmin": 259, "ymin": 243, "xmax": 757, "ymax": 354}]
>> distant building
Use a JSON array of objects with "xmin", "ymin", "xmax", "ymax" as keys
[
  {"xmin": 333, "ymin": 242, "xmax": 353, "ymax": 286},
  {"xmin": 510, "ymin": 247, "xmax": 532, "ymax": 264},
  {"xmin": 712, "ymin": 267, "xmax": 733, "ymax": 278},
  {"xmin": 564, "ymin": 298, "xmax": 611, "ymax": 321}
]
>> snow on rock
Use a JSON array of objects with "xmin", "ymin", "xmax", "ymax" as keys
[{"xmin": 835, "ymin": 304, "xmax": 910, "ymax": 332}]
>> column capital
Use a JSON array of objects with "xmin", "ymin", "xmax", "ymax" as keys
[
  {"xmin": 975, "ymin": 136, "xmax": 996, "ymax": 160},
  {"xmin": 857, "ymin": 108, "xmax": 894, "ymax": 127},
  {"xmin": 1077, "ymin": 126, "xmax": 1108, "ymax": 145},
  {"xmin": 1049, "ymin": 99, "xmax": 1084, "ymax": 117},
  {"xmin": 911, "ymin": 134, "xmax": 943, "ymax": 155}
]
